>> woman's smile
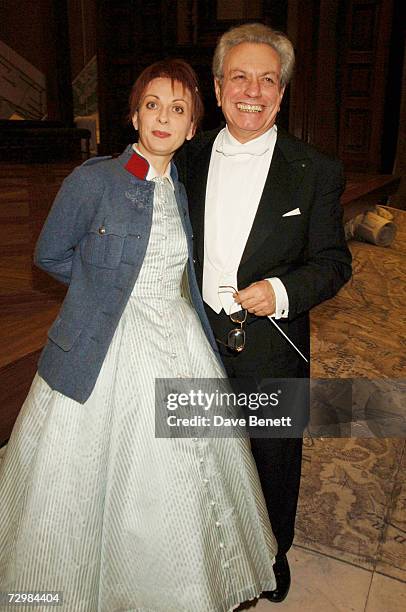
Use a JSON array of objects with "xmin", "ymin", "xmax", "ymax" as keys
[{"xmin": 152, "ymin": 130, "xmax": 171, "ymax": 138}]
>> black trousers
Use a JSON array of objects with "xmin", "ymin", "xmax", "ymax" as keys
[{"xmin": 206, "ymin": 306, "xmax": 304, "ymax": 556}]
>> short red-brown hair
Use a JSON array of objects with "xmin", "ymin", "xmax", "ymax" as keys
[{"xmin": 129, "ymin": 59, "xmax": 204, "ymax": 127}]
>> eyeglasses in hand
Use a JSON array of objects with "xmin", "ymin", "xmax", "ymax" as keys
[{"xmin": 216, "ymin": 285, "xmax": 247, "ymax": 353}]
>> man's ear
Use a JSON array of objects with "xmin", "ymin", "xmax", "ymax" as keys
[
  {"xmin": 214, "ymin": 78, "xmax": 222, "ymax": 107},
  {"xmin": 278, "ymin": 85, "xmax": 286, "ymax": 110},
  {"xmin": 132, "ymin": 112, "xmax": 138, "ymax": 131}
]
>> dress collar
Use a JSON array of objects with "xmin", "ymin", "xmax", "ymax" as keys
[{"xmin": 120, "ymin": 144, "xmax": 174, "ymax": 189}]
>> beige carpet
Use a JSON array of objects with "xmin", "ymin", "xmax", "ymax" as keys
[{"xmin": 297, "ymin": 207, "xmax": 406, "ymax": 585}]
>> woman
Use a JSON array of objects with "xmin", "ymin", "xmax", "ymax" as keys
[{"xmin": 0, "ymin": 59, "xmax": 276, "ymax": 611}]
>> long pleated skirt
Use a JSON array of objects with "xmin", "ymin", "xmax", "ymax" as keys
[{"xmin": 0, "ymin": 177, "xmax": 276, "ymax": 611}]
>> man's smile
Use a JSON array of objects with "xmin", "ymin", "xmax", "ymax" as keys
[{"xmin": 236, "ymin": 103, "xmax": 263, "ymax": 113}]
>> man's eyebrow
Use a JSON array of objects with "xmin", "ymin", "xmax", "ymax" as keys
[{"xmin": 229, "ymin": 68, "xmax": 279, "ymax": 76}]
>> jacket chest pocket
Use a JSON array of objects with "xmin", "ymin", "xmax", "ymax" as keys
[{"xmin": 80, "ymin": 222, "xmax": 127, "ymax": 269}]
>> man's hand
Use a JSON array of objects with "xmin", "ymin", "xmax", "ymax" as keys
[{"xmin": 234, "ymin": 280, "xmax": 276, "ymax": 316}]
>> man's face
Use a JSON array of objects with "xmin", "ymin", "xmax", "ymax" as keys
[{"xmin": 215, "ymin": 42, "xmax": 285, "ymax": 143}]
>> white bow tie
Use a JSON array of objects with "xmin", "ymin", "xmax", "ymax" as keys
[{"xmin": 216, "ymin": 140, "xmax": 270, "ymax": 157}]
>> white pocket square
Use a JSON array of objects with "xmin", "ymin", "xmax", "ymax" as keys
[{"xmin": 282, "ymin": 208, "xmax": 301, "ymax": 217}]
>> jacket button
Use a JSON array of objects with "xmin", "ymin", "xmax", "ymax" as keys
[{"xmin": 98, "ymin": 226, "xmax": 106, "ymax": 234}]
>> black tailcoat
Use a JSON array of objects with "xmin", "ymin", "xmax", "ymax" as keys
[
  {"xmin": 176, "ymin": 127, "xmax": 352, "ymax": 555},
  {"xmin": 177, "ymin": 127, "xmax": 352, "ymax": 377}
]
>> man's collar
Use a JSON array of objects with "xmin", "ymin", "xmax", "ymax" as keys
[
  {"xmin": 216, "ymin": 125, "xmax": 277, "ymax": 156},
  {"xmin": 272, "ymin": 127, "xmax": 311, "ymax": 163},
  {"xmin": 224, "ymin": 124, "xmax": 277, "ymax": 147}
]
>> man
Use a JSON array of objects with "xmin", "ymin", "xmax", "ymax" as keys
[{"xmin": 177, "ymin": 23, "xmax": 352, "ymax": 602}]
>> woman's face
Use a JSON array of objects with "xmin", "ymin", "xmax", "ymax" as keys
[{"xmin": 132, "ymin": 77, "xmax": 195, "ymax": 167}]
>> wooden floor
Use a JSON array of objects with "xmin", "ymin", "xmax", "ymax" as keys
[{"xmin": 0, "ymin": 163, "xmax": 71, "ymax": 443}]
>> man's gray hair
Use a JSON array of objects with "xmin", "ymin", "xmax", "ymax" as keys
[{"xmin": 213, "ymin": 23, "xmax": 295, "ymax": 88}]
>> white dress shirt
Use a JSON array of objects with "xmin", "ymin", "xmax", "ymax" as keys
[{"xmin": 203, "ymin": 126, "xmax": 289, "ymax": 318}]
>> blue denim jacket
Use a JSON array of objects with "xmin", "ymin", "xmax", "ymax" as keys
[{"xmin": 35, "ymin": 146, "xmax": 219, "ymax": 403}]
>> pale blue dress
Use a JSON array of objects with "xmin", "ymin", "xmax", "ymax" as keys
[{"xmin": 0, "ymin": 178, "xmax": 276, "ymax": 611}]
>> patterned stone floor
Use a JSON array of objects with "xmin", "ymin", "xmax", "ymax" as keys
[
  {"xmin": 242, "ymin": 208, "xmax": 406, "ymax": 611},
  {"xmin": 310, "ymin": 209, "xmax": 406, "ymax": 380}
]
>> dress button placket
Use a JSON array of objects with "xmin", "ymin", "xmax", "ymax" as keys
[
  {"xmin": 198, "ymin": 449, "xmax": 231, "ymax": 575},
  {"xmin": 157, "ymin": 193, "xmax": 166, "ymax": 316},
  {"xmin": 166, "ymin": 178, "xmax": 235, "ymax": 588}
]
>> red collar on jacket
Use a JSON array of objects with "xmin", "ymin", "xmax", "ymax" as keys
[{"xmin": 125, "ymin": 149, "xmax": 149, "ymax": 179}]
